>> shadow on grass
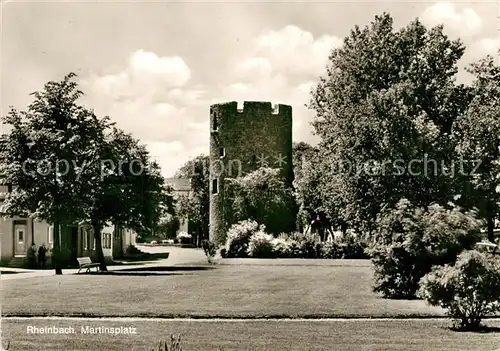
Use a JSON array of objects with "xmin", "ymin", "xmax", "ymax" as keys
[
  {"xmin": 119, "ymin": 252, "xmax": 171, "ymax": 263},
  {"xmin": 82, "ymin": 271, "xmax": 195, "ymax": 277},
  {"xmin": 449, "ymin": 325, "xmax": 500, "ymax": 333},
  {"xmin": 74, "ymin": 265, "xmax": 215, "ymax": 277},
  {"xmin": 0, "ymin": 271, "xmax": 23, "ymax": 275},
  {"xmin": 117, "ymin": 266, "xmax": 215, "ymax": 272}
]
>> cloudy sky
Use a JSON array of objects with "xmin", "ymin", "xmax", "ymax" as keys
[{"xmin": 2, "ymin": 0, "xmax": 499, "ymax": 177}]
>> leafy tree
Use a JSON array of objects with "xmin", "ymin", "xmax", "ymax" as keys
[
  {"xmin": 292, "ymin": 141, "xmax": 318, "ymax": 182},
  {"xmin": 292, "ymin": 144, "xmax": 324, "ymax": 230},
  {"xmin": 84, "ymin": 128, "xmax": 174, "ymax": 271},
  {"xmin": 309, "ymin": 13, "xmax": 471, "ymax": 235},
  {"xmin": 370, "ymin": 199, "xmax": 482, "ymax": 299},
  {"xmin": 419, "ymin": 250, "xmax": 500, "ymax": 330},
  {"xmin": 453, "ymin": 56, "xmax": 500, "ymax": 241},
  {"xmin": 174, "ymin": 155, "xmax": 210, "ymax": 246},
  {"xmin": 225, "ymin": 167, "xmax": 295, "ymax": 235},
  {"xmin": 155, "ymin": 213, "xmax": 181, "ymax": 239},
  {"xmin": 0, "ymin": 73, "xmax": 174, "ymax": 273},
  {"xmin": 0, "ymin": 73, "xmax": 106, "ymax": 274}
]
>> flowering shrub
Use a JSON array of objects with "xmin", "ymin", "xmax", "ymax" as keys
[
  {"xmin": 339, "ymin": 235, "xmax": 369, "ymax": 259},
  {"xmin": 418, "ymin": 250, "xmax": 500, "ymax": 330},
  {"xmin": 279, "ymin": 232, "xmax": 321, "ymax": 258},
  {"xmin": 321, "ymin": 241, "xmax": 343, "ymax": 258},
  {"xmin": 370, "ymin": 199, "xmax": 482, "ymax": 299},
  {"xmin": 224, "ymin": 220, "xmax": 263, "ymax": 258},
  {"xmin": 248, "ymin": 231, "xmax": 275, "ymax": 258},
  {"xmin": 272, "ymin": 237, "xmax": 294, "ymax": 258},
  {"xmin": 223, "ymin": 222, "xmax": 369, "ymax": 259}
]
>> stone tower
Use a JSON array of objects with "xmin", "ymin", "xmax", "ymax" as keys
[{"xmin": 209, "ymin": 101, "xmax": 293, "ymax": 244}]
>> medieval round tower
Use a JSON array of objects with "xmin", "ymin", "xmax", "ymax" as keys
[{"xmin": 209, "ymin": 101, "xmax": 293, "ymax": 244}]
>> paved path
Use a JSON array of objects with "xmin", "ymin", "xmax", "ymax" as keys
[{"xmin": 0, "ymin": 246, "xmax": 206, "ymax": 281}]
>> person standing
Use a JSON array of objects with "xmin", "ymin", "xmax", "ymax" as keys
[
  {"xmin": 27, "ymin": 243, "xmax": 37, "ymax": 269},
  {"xmin": 38, "ymin": 243, "xmax": 48, "ymax": 269},
  {"xmin": 310, "ymin": 215, "xmax": 324, "ymax": 242}
]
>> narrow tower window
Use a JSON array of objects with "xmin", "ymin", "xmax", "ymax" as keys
[
  {"xmin": 212, "ymin": 179, "xmax": 219, "ymax": 195},
  {"xmin": 219, "ymin": 148, "xmax": 225, "ymax": 158},
  {"xmin": 212, "ymin": 112, "xmax": 218, "ymax": 131}
]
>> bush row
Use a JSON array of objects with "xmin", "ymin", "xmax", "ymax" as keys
[
  {"xmin": 370, "ymin": 199, "xmax": 500, "ymax": 330},
  {"xmin": 220, "ymin": 220, "xmax": 368, "ymax": 259}
]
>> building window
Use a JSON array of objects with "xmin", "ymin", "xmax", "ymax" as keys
[
  {"xmin": 212, "ymin": 112, "xmax": 218, "ymax": 131},
  {"xmin": 18, "ymin": 230, "xmax": 24, "ymax": 242},
  {"xmin": 212, "ymin": 178, "xmax": 218, "ymax": 195},
  {"xmin": 219, "ymin": 148, "xmax": 225, "ymax": 158}
]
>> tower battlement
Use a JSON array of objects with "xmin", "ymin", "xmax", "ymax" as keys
[{"xmin": 210, "ymin": 101, "xmax": 292, "ymax": 117}]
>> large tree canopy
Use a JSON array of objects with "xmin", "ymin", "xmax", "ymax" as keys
[
  {"xmin": 0, "ymin": 73, "xmax": 107, "ymax": 273},
  {"xmin": 453, "ymin": 56, "xmax": 500, "ymax": 240},
  {"xmin": 0, "ymin": 73, "xmax": 173, "ymax": 272},
  {"xmin": 309, "ymin": 13, "xmax": 472, "ymax": 234}
]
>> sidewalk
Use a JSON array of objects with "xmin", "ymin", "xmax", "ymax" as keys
[{"xmin": 0, "ymin": 247, "xmax": 206, "ymax": 281}]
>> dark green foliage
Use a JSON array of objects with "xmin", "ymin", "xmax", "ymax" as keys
[
  {"xmin": 322, "ymin": 236, "xmax": 369, "ymax": 259},
  {"xmin": 419, "ymin": 250, "xmax": 500, "ymax": 330},
  {"xmin": 453, "ymin": 56, "xmax": 500, "ymax": 241},
  {"xmin": 151, "ymin": 334, "xmax": 183, "ymax": 351},
  {"xmin": 370, "ymin": 199, "xmax": 483, "ymax": 299},
  {"xmin": 247, "ymin": 231, "xmax": 276, "ymax": 258},
  {"xmin": 308, "ymin": 13, "xmax": 470, "ymax": 235},
  {"xmin": 201, "ymin": 240, "xmax": 218, "ymax": 263},
  {"xmin": 175, "ymin": 155, "xmax": 210, "ymax": 246},
  {"xmin": 225, "ymin": 168, "xmax": 295, "ymax": 235}
]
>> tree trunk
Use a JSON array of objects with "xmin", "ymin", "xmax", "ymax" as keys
[
  {"xmin": 340, "ymin": 221, "xmax": 348, "ymax": 236},
  {"xmin": 487, "ymin": 207, "xmax": 495, "ymax": 242},
  {"xmin": 53, "ymin": 221, "xmax": 62, "ymax": 275},
  {"xmin": 485, "ymin": 195, "xmax": 496, "ymax": 242},
  {"xmin": 92, "ymin": 220, "xmax": 108, "ymax": 271}
]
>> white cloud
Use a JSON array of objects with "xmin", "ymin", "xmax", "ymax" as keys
[
  {"xmin": 128, "ymin": 50, "xmax": 191, "ymax": 87},
  {"xmin": 144, "ymin": 140, "xmax": 185, "ymax": 178},
  {"xmin": 84, "ymin": 49, "xmax": 192, "ymax": 102},
  {"xmin": 420, "ymin": 2, "xmax": 483, "ymax": 37},
  {"xmin": 80, "ymin": 49, "xmax": 208, "ymax": 178},
  {"xmin": 297, "ymin": 82, "xmax": 314, "ymax": 94},
  {"xmin": 473, "ymin": 38, "xmax": 499, "ymax": 57},
  {"xmin": 218, "ymin": 25, "xmax": 333, "ymax": 144},
  {"xmin": 235, "ymin": 57, "xmax": 273, "ymax": 80},
  {"xmin": 461, "ymin": 37, "xmax": 499, "ymax": 69},
  {"xmin": 237, "ymin": 25, "xmax": 342, "ymax": 79}
]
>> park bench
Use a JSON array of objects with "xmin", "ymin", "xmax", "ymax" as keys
[
  {"xmin": 475, "ymin": 242, "xmax": 500, "ymax": 256},
  {"xmin": 77, "ymin": 257, "xmax": 100, "ymax": 273}
]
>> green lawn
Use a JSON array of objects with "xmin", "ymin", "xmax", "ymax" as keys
[
  {"xmin": 2, "ymin": 260, "xmax": 445, "ymax": 318},
  {"xmin": 3, "ymin": 318, "xmax": 500, "ymax": 350}
]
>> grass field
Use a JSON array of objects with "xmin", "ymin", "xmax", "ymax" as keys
[
  {"xmin": 3, "ymin": 318, "xmax": 500, "ymax": 351},
  {"xmin": 2, "ymin": 260, "xmax": 445, "ymax": 318},
  {"xmin": 4, "ymin": 259, "xmax": 500, "ymax": 350}
]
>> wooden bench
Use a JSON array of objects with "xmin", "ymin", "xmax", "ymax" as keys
[
  {"xmin": 77, "ymin": 257, "xmax": 100, "ymax": 273},
  {"xmin": 475, "ymin": 242, "xmax": 500, "ymax": 255}
]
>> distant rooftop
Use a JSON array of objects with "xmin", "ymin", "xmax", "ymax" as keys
[{"xmin": 165, "ymin": 177, "xmax": 191, "ymax": 192}]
